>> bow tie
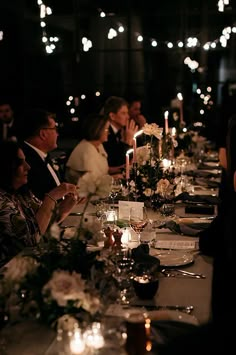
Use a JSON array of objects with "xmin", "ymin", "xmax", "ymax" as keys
[
  {"xmin": 116, "ymin": 130, "xmax": 122, "ymax": 141},
  {"xmin": 44, "ymin": 154, "xmax": 53, "ymax": 165}
]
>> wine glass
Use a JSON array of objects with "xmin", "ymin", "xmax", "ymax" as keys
[
  {"xmin": 112, "ymin": 253, "xmax": 134, "ymax": 305},
  {"xmin": 129, "ymin": 207, "xmax": 149, "ymax": 243},
  {"xmin": 109, "ymin": 178, "xmax": 122, "ymax": 207}
]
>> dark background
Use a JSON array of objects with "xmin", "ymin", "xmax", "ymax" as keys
[{"xmin": 0, "ymin": 0, "xmax": 236, "ymax": 140}]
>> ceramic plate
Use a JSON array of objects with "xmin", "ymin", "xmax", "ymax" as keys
[
  {"xmin": 148, "ymin": 310, "xmax": 199, "ymax": 325},
  {"xmin": 177, "ymin": 217, "xmax": 211, "ymax": 224},
  {"xmin": 151, "ymin": 250, "xmax": 194, "ymax": 267}
]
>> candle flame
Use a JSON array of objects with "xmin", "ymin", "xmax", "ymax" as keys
[
  {"xmin": 126, "ymin": 148, "xmax": 134, "ymax": 156},
  {"xmin": 134, "ymin": 129, "xmax": 144, "ymax": 138}
]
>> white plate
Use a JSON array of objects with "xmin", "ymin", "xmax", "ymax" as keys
[
  {"xmin": 151, "ymin": 250, "xmax": 194, "ymax": 267},
  {"xmin": 177, "ymin": 217, "xmax": 211, "ymax": 224},
  {"xmin": 148, "ymin": 310, "xmax": 199, "ymax": 325}
]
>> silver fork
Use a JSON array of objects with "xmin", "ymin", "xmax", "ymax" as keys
[{"xmin": 161, "ymin": 269, "xmax": 206, "ymax": 279}]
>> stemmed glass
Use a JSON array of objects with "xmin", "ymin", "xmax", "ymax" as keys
[
  {"xmin": 129, "ymin": 206, "xmax": 149, "ymax": 243},
  {"xmin": 112, "ymin": 252, "xmax": 134, "ymax": 305},
  {"xmin": 109, "ymin": 178, "xmax": 122, "ymax": 207}
]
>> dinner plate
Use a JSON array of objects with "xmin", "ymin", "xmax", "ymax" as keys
[
  {"xmin": 177, "ymin": 217, "xmax": 211, "ymax": 224},
  {"xmin": 148, "ymin": 310, "xmax": 199, "ymax": 325},
  {"xmin": 151, "ymin": 250, "xmax": 194, "ymax": 267}
]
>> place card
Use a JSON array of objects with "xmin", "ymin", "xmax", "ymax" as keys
[
  {"xmin": 118, "ymin": 201, "xmax": 144, "ymax": 220},
  {"xmin": 154, "ymin": 240, "xmax": 199, "ymax": 250}
]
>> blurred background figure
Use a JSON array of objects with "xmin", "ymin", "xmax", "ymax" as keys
[
  {"xmin": 102, "ymin": 96, "xmax": 138, "ymax": 174},
  {"xmin": 65, "ymin": 113, "xmax": 111, "ymax": 183},
  {"xmin": 0, "ymin": 99, "xmax": 17, "ymax": 142},
  {"xmin": 127, "ymin": 95, "xmax": 147, "ymax": 129}
]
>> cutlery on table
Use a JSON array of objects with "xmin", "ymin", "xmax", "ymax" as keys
[
  {"xmin": 133, "ymin": 304, "xmax": 194, "ymax": 314},
  {"xmin": 161, "ymin": 268, "xmax": 206, "ymax": 279}
]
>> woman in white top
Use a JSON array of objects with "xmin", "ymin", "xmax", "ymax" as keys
[{"xmin": 65, "ymin": 113, "xmax": 110, "ymax": 184}]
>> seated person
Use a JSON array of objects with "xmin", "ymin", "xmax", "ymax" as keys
[
  {"xmin": 65, "ymin": 113, "xmax": 112, "ymax": 183},
  {"xmin": 127, "ymin": 95, "xmax": 147, "ymax": 129},
  {"xmin": 17, "ymin": 108, "xmax": 62, "ymax": 201},
  {"xmin": 102, "ymin": 96, "xmax": 138, "ymax": 174},
  {"xmin": 0, "ymin": 141, "xmax": 78, "ymax": 266},
  {"xmin": 0, "ymin": 99, "xmax": 17, "ymax": 142}
]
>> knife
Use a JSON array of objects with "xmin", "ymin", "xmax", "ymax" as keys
[{"xmin": 133, "ymin": 304, "xmax": 194, "ymax": 313}]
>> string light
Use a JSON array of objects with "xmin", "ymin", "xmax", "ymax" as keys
[
  {"xmin": 218, "ymin": 0, "xmax": 230, "ymax": 12},
  {"xmin": 37, "ymin": 1, "xmax": 59, "ymax": 54}
]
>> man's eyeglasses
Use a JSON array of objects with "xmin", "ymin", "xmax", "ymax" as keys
[{"xmin": 41, "ymin": 125, "xmax": 58, "ymax": 132}]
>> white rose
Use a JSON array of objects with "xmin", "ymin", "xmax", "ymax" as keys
[
  {"xmin": 4, "ymin": 256, "xmax": 38, "ymax": 282},
  {"xmin": 81, "ymin": 292, "xmax": 101, "ymax": 314},
  {"xmin": 78, "ymin": 173, "xmax": 112, "ymax": 198},
  {"xmin": 50, "ymin": 222, "xmax": 61, "ymax": 240},
  {"xmin": 57, "ymin": 314, "xmax": 78, "ymax": 331},
  {"xmin": 143, "ymin": 188, "xmax": 152, "ymax": 197},
  {"xmin": 43, "ymin": 270, "xmax": 86, "ymax": 307}
]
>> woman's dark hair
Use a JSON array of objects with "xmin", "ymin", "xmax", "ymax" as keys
[
  {"xmin": 79, "ymin": 113, "xmax": 109, "ymax": 141},
  {"xmin": 0, "ymin": 141, "xmax": 23, "ymax": 191}
]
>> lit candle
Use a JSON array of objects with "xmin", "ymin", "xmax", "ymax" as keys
[
  {"xmin": 126, "ymin": 148, "xmax": 133, "ymax": 180},
  {"xmin": 177, "ymin": 93, "xmax": 184, "ymax": 125},
  {"xmin": 164, "ymin": 111, "xmax": 169, "ymax": 134},
  {"xmin": 121, "ymin": 227, "xmax": 131, "ymax": 245},
  {"xmin": 133, "ymin": 137, "xmax": 137, "ymax": 163},
  {"xmin": 70, "ymin": 330, "xmax": 85, "ymax": 354},
  {"xmin": 162, "ymin": 158, "xmax": 171, "ymax": 170},
  {"xmin": 171, "ymin": 127, "xmax": 176, "ymax": 137},
  {"xmin": 133, "ymin": 130, "xmax": 143, "ymax": 164},
  {"xmin": 126, "ymin": 153, "xmax": 130, "ymax": 180},
  {"xmin": 84, "ymin": 323, "xmax": 104, "ymax": 350}
]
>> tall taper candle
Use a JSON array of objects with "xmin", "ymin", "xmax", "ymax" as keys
[
  {"xmin": 126, "ymin": 153, "xmax": 130, "ymax": 180},
  {"xmin": 164, "ymin": 111, "xmax": 169, "ymax": 134},
  {"xmin": 133, "ymin": 138, "xmax": 137, "ymax": 163}
]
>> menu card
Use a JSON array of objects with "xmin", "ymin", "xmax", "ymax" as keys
[{"xmin": 118, "ymin": 201, "xmax": 144, "ymax": 220}]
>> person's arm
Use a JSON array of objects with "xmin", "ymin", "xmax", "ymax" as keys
[
  {"xmin": 219, "ymin": 147, "xmax": 227, "ymax": 169},
  {"xmin": 35, "ymin": 182, "xmax": 77, "ymax": 234}
]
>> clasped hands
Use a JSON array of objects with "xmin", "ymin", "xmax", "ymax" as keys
[{"xmin": 120, "ymin": 119, "xmax": 139, "ymax": 146}]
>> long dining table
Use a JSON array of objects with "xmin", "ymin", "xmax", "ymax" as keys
[{"xmin": 0, "ymin": 180, "xmax": 218, "ymax": 354}]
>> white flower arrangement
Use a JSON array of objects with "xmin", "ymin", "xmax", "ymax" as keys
[
  {"xmin": 77, "ymin": 173, "xmax": 112, "ymax": 198},
  {"xmin": 3, "ymin": 255, "xmax": 38, "ymax": 283},
  {"xmin": 143, "ymin": 123, "xmax": 163, "ymax": 140}
]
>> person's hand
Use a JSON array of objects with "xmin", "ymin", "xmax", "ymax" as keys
[
  {"xmin": 121, "ymin": 119, "xmax": 139, "ymax": 146},
  {"xmin": 58, "ymin": 193, "xmax": 77, "ymax": 214},
  {"xmin": 49, "ymin": 182, "xmax": 77, "ymax": 201}
]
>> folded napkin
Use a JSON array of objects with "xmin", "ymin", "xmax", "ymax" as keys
[
  {"xmin": 174, "ymin": 192, "xmax": 220, "ymax": 205},
  {"xmin": 131, "ymin": 244, "xmax": 160, "ymax": 268},
  {"xmin": 164, "ymin": 220, "xmax": 209, "ymax": 236}
]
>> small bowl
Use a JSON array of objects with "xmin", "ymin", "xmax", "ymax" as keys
[{"xmin": 133, "ymin": 275, "xmax": 159, "ymax": 300}]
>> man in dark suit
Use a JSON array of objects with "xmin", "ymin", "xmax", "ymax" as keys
[
  {"xmin": 0, "ymin": 100, "xmax": 17, "ymax": 142},
  {"xmin": 102, "ymin": 96, "xmax": 138, "ymax": 175},
  {"xmin": 17, "ymin": 108, "xmax": 61, "ymax": 201}
]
